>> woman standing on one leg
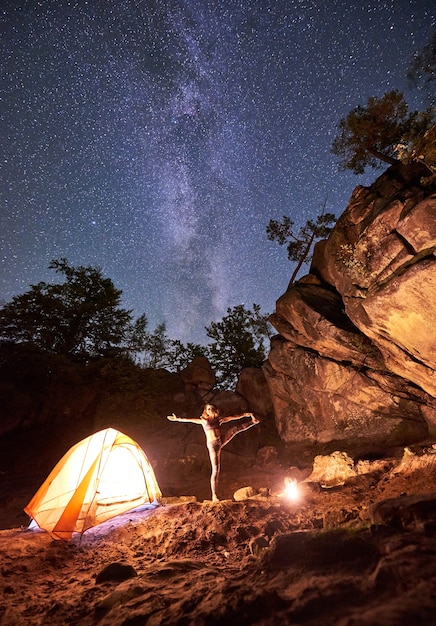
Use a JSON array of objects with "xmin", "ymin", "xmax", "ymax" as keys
[{"xmin": 167, "ymin": 403, "xmax": 259, "ymax": 502}]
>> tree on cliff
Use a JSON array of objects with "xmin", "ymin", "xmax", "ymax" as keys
[
  {"xmin": 331, "ymin": 90, "xmax": 435, "ymax": 174},
  {"xmin": 333, "ymin": 36, "xmax": 435, "ymax": 176},
  {"xmin": 266, "ymin": 206, "xmax": 336, "ymax": 286},
  {"xmin": 205, "ymin": 304, "xmax": 271, "ymax": 389},
  {"xmin": 0, "ymin": 258, "xmax": 147, "ymax": 361}
]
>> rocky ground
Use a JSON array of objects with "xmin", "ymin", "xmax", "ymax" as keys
[{"xmin": 2, "ymin": 419, "xmax": 436, "ymax": 625}]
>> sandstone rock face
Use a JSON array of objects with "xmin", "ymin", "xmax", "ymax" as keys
[
  {"xmin": 265, "ymin": 163, "xmax": 436, "ymax": 455},
  {"xmin": 179, "ymin": 356, "xmax": 216, "ymax": 397},
  {"xmin": 235, "ymin": 367, "xmax": 275, "ymax": 419},
  {"xmin": 208, "ymin": 389, "xmax": 248, "ymax": 416}
]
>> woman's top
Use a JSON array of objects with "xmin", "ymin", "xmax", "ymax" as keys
[{"xmin": 202, "ymin": 416, "xmax": 221, "ymax": 432}]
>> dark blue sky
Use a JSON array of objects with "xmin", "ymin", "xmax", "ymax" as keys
[{"xmin": 1, "ymin": 0, "xmax": 434, "ymax": 344}]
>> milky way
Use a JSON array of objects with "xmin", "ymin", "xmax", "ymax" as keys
[{"xmin": 1, "ymin": 0, "xmax": 434, "ymax": 344}]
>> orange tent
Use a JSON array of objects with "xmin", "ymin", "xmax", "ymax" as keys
[{"xmin": 24, "ymin": 428, "xmax": 161, "ymax": 540}]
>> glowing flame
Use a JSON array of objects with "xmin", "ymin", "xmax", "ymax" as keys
[{"xmin": 283, "ymin": 477, "xmax": 300, "ymax": 502}]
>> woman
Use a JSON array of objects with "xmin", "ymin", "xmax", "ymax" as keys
[{"xmin": 167, "ymin": 403, "xmax": 259, "ymax": 502}]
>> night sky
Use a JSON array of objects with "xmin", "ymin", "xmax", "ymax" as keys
[{"xmin": 1, "ymin": 1, "xmax": 434, "ymax": 345}]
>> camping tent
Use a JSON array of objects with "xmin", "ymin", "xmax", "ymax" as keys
[{"xmin": 24, "ymin": 427, "xmax": 161, "ymax": 540}]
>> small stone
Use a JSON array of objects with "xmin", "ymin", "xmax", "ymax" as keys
[{"xmin": 233, "ymin": 486, "xmax": 257, "ymax": 501}]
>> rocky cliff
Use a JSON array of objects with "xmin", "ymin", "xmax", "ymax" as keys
[{"xmin": 264, "ymin": 162, "xmax": 436, "ymax": 456}]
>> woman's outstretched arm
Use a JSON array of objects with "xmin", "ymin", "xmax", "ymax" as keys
[{"xmin": 167, "ymin": 413, "xmax": 202, "ymax": 424}]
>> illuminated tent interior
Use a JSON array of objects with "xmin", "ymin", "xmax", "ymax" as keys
[{"xmin": 24, "ymin": 428, "xmax": 161, "ymax": 541}]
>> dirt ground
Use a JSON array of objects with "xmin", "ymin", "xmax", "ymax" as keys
[{"xmin": 2, "ymin": 423, "xmax": 436, "ymax": 625}]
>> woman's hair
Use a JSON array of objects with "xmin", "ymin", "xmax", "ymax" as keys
[{"xmin": 202, "ymin": 403, "xmax": 219, "ymax": 417}]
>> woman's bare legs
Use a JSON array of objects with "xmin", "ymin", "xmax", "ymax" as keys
[
  {"xmin": 207, "ymin": 441, "xmax": 221, "ymax": 502},
  {"xmin": 221, "ymin": 415, "xmax": 259, "ymax": 448},
  {"xmin": 206, "ymin": 417, "xmax": 259, "ymax": 502}
]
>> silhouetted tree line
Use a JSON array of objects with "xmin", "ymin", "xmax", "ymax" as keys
[{"xmin": 0, "ymin": 258, "xmax": 272, "ymax": 389}]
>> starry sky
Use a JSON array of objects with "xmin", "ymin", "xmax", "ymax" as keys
[{"xmin": 1, "ymin": 1, "xmax": 434, "ymax": 345}]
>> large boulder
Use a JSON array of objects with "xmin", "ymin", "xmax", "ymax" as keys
[
  {"xmin": 264, "ymin": 335, "xmax": 429, "ymax": 453},
  {"xmin": 179, "ymin": 356, "xmax": 216, "ymax": 397},
  {"xmin": 321, "ymin": 165, "xmax": 436, "ymax": 397},
  {"xmin": 265, "ymin": 163, "xmax": 436, "ymax": 454},
  {"xmin": 235, "ymin": 367, "xmax": 275, "ymax": 419},
  {"xmin": 208, "ymin": 389, "xmax": 248, "ymax": 416}
]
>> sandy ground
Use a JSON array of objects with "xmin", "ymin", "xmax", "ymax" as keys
[{"xmin": 2, "ymin": 438, "xmax": 436, "ymax": 625}]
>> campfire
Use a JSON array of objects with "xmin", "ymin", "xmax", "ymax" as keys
[{"xmin": 282, "ymin": 477, "xmax": 301, "ymax": 502}]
